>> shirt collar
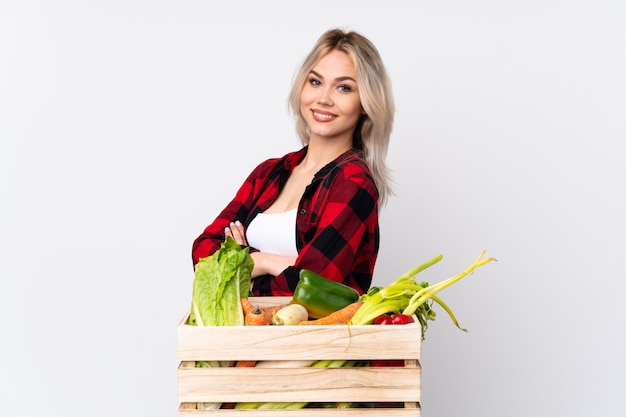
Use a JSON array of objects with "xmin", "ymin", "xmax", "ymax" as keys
[{"xmin": 281, "ymin": 146, "xmax": 364, "ymax": 178}]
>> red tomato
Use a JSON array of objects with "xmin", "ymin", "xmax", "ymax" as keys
[
  {"xmin": 391, "ymin": 314, "xmax": 414, "ymax": 325},
  {"xmin": 373, "ymin": 315, "xmax": 393, "ymax": 325},
  {"xmin": 371, "ymin": 360, "xmax": 404, "ymax": 367}
]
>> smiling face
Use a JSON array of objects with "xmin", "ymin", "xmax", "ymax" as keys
[{"xmin": 299, "ymin": 49, "xmax": 363, "ymax": 145}]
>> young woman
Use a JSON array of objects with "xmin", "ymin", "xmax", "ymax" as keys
[{"xmin": 192, "ymin": 28, "xmax": 395, "ymax": 296}]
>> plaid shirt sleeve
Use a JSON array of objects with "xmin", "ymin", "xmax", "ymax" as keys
[
  {"xmin": 268, "ymin": 156, "xmax": 379, "ymax": 296},
  {"xmin": 191, "ymin": 157, "xmax": 284, "ymax": 265}
]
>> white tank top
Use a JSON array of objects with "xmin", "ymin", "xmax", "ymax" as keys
[{"xmin": 246, "ymin": 209, "xmax": 298, "ymax": 257}]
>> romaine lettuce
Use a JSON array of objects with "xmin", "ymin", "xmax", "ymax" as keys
[{"xmin": 189, "ymin": 237, "xmax": 253, "ymax": 327}]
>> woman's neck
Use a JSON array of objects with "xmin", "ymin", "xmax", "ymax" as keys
[{"xmin": 302, "ymin": 137, "xmax": 352, "ymax": 173}]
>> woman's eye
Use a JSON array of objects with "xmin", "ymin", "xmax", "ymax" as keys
[
  {"xmin": 309, "ymin": 77, "xmax": 321, "ymax": 86},
  {"xmin": 338, "ymin": 84, "xmax": 353, "ymax": 92}
]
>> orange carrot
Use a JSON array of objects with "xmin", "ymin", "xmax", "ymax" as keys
[
  {"xmin": 245, "ymin": 306, "xmax": 267, "ymax": 326},
  {"xmin": 242, "ymin": 299, "xmax": 289, "ymax": 325},
  {"xmin": 235, "ymin": 360, "xmax": 257, "ymax": 367},
  {"xmin": 261, "ymin": 304, "xmax": 288, "ymax": 324},
  {"xmin": 298, "ymin": 301, "xmax": 363, "ymax": 325},
  {"xmin": 241, "ymin": 298, "xmax": 255, "ymax": 316}
]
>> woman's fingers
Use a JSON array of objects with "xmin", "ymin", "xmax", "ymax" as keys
[
  {"xmin": 225, "ymin": 220, "xmax": 247, "ymax": 246},
  {"xmin": 224, "ymin": 226, "xmax": 233, "ymax": 239}
]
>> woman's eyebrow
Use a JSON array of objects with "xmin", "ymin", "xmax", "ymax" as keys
[{"xmin": 310, "ymin": 70, "xmax": 356, "ymax": 83}]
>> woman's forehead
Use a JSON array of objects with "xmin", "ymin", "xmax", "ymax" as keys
[{"xmin": 310, "ymin": 50, "xmax": 356, "ymax": 80}]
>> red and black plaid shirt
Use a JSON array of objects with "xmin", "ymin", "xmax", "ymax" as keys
[{"xmin": 192, "ymin": 147, "xmax": 379, "ymax": 296}]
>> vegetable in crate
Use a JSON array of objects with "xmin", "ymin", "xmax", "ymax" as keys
[
  {"xmin": 187, "ymin": 237, "xmax": 254, "ymax": 409},
  {"xmin": 292, "ymin": 269, "xmax": 360, "ymax": 319},
  {"xmin": 272, "ymin": 304, "xmax": 308, "ymax": 325},
  {"xmin": 189, "ymin": 236, "xmax": 254, "ymax": 327},
  {"xmin": 349, "ymin": 250, "xmax": 496, "ymax": 339},
  {"xmin": 297, "ymin": 301, "xmax": 362, "ymax": 325},
  {"xmin": 373, "ymin": 313, "xmax": 415, "ymax": 325}
]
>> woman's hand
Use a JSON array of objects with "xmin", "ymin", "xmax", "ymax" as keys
[
  {"xmin": 225, "ymin": 220, "xmax": 297, "ymax": 279},
  {"xmin": 250, "ymin": 252, "xmax": 297, "ymax": 278},
  {"xmin": 224, "ymin": 220, "xmax": 247, "ymax": 246}
]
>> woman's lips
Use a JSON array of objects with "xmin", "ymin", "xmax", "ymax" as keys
[{"xmin": 311, "ymin": 109, "xmax": 337, "ymax": 122}]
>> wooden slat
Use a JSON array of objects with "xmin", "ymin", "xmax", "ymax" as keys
[
  {"xmin": 178, "ymin": 406, "xmax": 421, "ymax": 416},
  {"xmin": 178, "ymin": 366, "xmax": 421, "ymax": 403},
  {"xmin": 178, "ymin": 317, "xmax": 422, "ymax": 362}
]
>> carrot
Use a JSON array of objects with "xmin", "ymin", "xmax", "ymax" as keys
[
  {"xmin": 261, "ymin": 304, "xmax": 288, "ymax": 324},
  {"xmin": 235, "ymin": 360, "xmax": 257, "ymax": 367},
  {"xmin": 245, "ymin": 307, "xmax": 267, "ymax": 326},
  {"xmin": 241, "ymin": 298, "xmax": 255, "ymax": 316},
  {"xmin": 298, "ymin": 301, "xmax": 363, "ymax": 325},
  {"xmin": 242, "ymin": 299, "xmax": 289, "ymax": 325}
]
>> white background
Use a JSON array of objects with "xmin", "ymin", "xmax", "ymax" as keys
[{"xmin": 1, "ymin": 1, "xmax": 625, "ymax": 416}]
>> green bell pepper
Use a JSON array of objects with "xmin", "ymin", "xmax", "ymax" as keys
[{"xmin": 292, "ymin": 269, "xmax": 360, "ymax": 319}]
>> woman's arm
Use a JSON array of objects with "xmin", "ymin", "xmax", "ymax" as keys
[
  {"xmin": 250, "ymin": 252, "xmax": 298, "ymax": 277},
  {"xmin": 225, "ymin": 220, "xmax": 297, "ymax": 278},
  {"xmin": 192, "ymin": 160, "xmax": 277, "ymax": 265}
]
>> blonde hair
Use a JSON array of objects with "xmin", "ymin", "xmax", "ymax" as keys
[{"xmin": 288, "ymin": 28, "xmax": 395, "ymax": 206}]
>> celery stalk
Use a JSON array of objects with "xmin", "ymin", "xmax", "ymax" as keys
[
  {"xmin": 429, "ymin": 294, "xmax": 465, "ymax": 332},
  {"xmin": 403, "ymin": 250, "xmax": 496, "ymax": 317},
  {"xmin": 350, "ymin": 251, "xmax": 496, "ymax": 339},
  {"xmin": 392, "ymin": 254, "xmax": 443, "ymax": 282}
]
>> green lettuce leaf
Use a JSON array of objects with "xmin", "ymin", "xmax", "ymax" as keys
[{"xmin": 189, "ymin": 237, "xmax": 253, "ymax": 327}]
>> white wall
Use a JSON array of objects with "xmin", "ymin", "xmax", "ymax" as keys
[{"xmin": 1, "ymin": 1, "xmax": 624, "ymax": 416}]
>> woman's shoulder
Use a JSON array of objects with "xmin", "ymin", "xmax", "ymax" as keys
[
  {"xmin": 249, "ymin": 148, "xmax": 306, "ymax": 177},
  {"xmin": 333, "ymin": 150, "xmax": 374, "ymax": 178},
  {"xmin": 321, "ymin": 151, "xmax": 378, "ymax": 196}
]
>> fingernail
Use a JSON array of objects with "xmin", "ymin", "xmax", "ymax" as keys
[{"xmin": 235, "ymin": 220, "xmax": 241, "ymax": 226}]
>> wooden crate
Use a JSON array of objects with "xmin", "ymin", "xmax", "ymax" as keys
[{"xmin": 178, "ymin": 297, "xmax": 422, "ymax": 416}]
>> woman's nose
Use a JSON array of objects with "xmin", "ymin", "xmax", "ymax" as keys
[{"xmin": 317, "ymin": 88, "xmax": 333, "ymax": 106}]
